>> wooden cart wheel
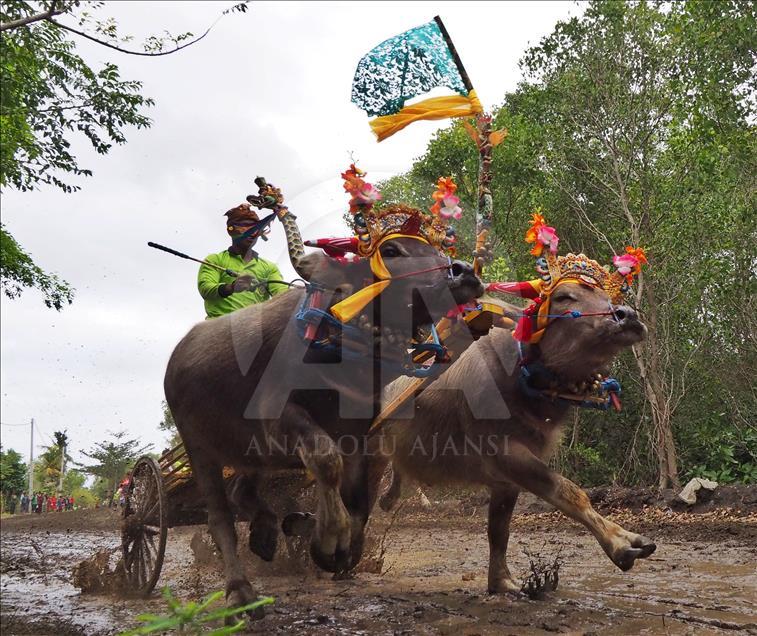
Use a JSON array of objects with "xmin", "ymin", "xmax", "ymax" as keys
[{"xmin": 122, "ymin": 456, "xmax": 168, "ymax": 596}]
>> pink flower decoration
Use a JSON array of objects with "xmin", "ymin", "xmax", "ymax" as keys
[
  {"xmin": 613, "ymin": 253, "xmax": 638, "ymax": 276},
  {"xmin": 440, "ymin": 195, "xmax": 462, "ymax": 219},
  {"xmin": 537, "ymin": 225, "xmax": 559, "ymax": 254},
  {"xmin": 355, "ymin": 183, "xmax": 382, "ymax": 205}
]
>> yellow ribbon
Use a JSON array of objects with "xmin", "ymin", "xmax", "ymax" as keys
[
  {"xmin": 329, "ymin": 234, "xmax": 429, "ymax": 323},
  {"xmin": 369, "ymin": 90, "xmax": 483, "ymax": 142}
]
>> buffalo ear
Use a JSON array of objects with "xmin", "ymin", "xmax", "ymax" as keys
[{"xmin": 296, "ymin": 252, "xmax": 328, "ymax": 282}]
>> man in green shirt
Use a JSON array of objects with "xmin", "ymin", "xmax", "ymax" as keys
[{"xmin": 198, "ymin": 203, "xmax": 289, "ymax": 319}]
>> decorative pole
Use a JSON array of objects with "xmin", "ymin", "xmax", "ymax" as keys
[
  {"xmin": 472, "ymin": 114, "xmax": 494, "ymax": 276},
  {"xmin": 434, "ymin": 16, "xmax": 502, "ymax": 277}
]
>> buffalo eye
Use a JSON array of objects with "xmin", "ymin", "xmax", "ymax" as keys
[
  {"xmin": 554, "ymin": 291, "xmax": 578, "ymax": 303},
  {"xmin": 381, "ymin": 244, "xmax": 401, "ymax": 258}
]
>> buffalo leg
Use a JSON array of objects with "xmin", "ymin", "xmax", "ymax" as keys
[
  {"xmin": 227, "ymin": 474, "xmax": 278, "ymax": 562},
  {"xmin": 493, "ymin": 442, "xmax": 656, "ymax": 571},
  {"xmin": 339, "ymin": 452, "xmax": 390, "ymax": 569},
  {"xmin": 269, "ymin": 404, "xmax": 351, "ymax": 573},
  {"xmin": 185, "ymin": 450, "xmax": 259, "ymax": 615},
  {"xmin": 487, "ymin": 484, "xmax": 521, "ymax": 593}
]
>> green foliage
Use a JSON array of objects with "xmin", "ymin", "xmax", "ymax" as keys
[
  {"xmin": 0, "ymin": 0, "xmax": 154, "ymax": 192},
  {"xmin": 33, "ymin": 440, "xmax": 68, "ymax": 493},
  {"xmin": 0, "ymin": 224, "xmax": 74, "ymax": 309},
  {"xmin": 381, "ymin": 0, "xmax": 756, "ymax": 486},
  {"xmin": 62, "ymin": 468, "xmax": 86, "ymax": 495},
  {"xmin": 559, "ymin": 442, "xmax": 615, "ymax": 486},
  {"xmin": 682, "ymin": 424, "xmax": 757, "ymax": 485},
  {"xmin": 0, "ymin": 0, "xmax": 152, "ymax": 308},
  {"xmin": 120, "ymin": 587, "xmax": 274, "ymax": 635},
  {"xmin": 0, "ymin": 446, "xmax": 27, "ymax": 496},
  {"xmin": 70, "ymin": 485, "xmax": 97, "ymax": 508},
  {"xmin": 91, "ymin": 476, "xmax": 113, "ymax": 504}
]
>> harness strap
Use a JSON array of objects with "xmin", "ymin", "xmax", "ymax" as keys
[
  {"xmin": 295, "ymin": 285, "xmax": 450, "ymax": 378},
  {"xmin": 517, "ymin": 342, "xmax": 622, "ymax": 411}
]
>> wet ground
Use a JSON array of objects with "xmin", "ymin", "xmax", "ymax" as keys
[{"xmin": 1, "ymin": 487, "xmax": 756, "ymax": 635}]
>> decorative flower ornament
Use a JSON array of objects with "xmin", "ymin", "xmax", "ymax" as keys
[
  {"xmin": 525, "ymin": 213, "xmax": 648, "ymax": 304},
  {"xmin": 489, "ymin": 213, "xmax": 649, "ymax": 344},
  {"xmin": 342, "ymin": 164, "xmax": 382, "ymax": 214},
  {"xmin": 613, "ymin": 246, "xmax": 647, "ymax": 281},
  {"xmin": 612, "ymin": 253, "xmax": 638, "ymax": 276},
  {"xmin": 430, "ymin": 177, "xmax": 463, "ymax": 220},
  {"xmin": 525, "ymin": 211, "xmax": 559, "ymax": 256},
  {"xmin": 331, "ymin": 165, "xmax": 457, "ymax": 257}
]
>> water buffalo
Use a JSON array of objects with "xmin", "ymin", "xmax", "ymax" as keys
[
  {"xmin": 164, "ymin": 238, "xmax": 483, "ymax": 611},
  {"xmin": 375, "ymin": 282, "xmax": 656, "ymax": 593}
]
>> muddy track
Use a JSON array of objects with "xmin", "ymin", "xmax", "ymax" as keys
[{"xmin": 1, "ymin": 489, "xmax": 756, "ymax": 635}]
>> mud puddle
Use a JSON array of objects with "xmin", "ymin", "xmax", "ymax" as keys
[
  {"xmin": 1, "ymin": 504, "xmax": 756, "ymax": 634},
  {"xmin": 0, "ymin": 529, "xmax": 126, "ymax": 635}
]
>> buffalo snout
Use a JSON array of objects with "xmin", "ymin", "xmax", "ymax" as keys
[
  {"xmin": 612, "ymin": 304, "xmax": 647, "ymax": 340},
  {"xmin": 449, "ymin": 259, "xmax": 485, "ymax": 300}
]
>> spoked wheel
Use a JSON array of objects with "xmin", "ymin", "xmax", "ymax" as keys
[{"xmin": 122, "ymin": 456, "xmax": 168, "ymax": 596}]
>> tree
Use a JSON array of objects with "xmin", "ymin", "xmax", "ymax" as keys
[
  {"xmin": 0, "ymin": 227, "xmax": 74, "ymax": 309},
  {"xmin": 517, "ymin": 0, "xmax": 755, "ymax": 488},
  {"xmin": 380, "ymin": 0, "xmax": 756, "ymax": 488},
  {"xmin": 79, "ymin": 430, "xmax": 152, "ymax": 507},
  {"xmin": 53, "ymin": 429, "xmax": 68, "ymax": 491},
  {"xmin": 61, "ymin": 467, "xmax": 85, "ymax": 496},
  {"xmin": 0, "ymin": 446, "xmax": 27, "ymax": 511},
  {"xmin": 33, "ymin": 438, "xmax": 70, "ymax": 493},
  {"xmin": 0, "ymin": 1, "xmax": 248, "ymax": 308}
]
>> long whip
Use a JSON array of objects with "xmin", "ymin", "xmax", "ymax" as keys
[{"xmin": 147, "ymin": 242, "xmax": 239, "ymax": 277}]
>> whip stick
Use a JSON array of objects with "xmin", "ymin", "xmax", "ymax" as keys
[{"xmin": 147, "ymin": 242, "xmax": 239, "ymax": 277}]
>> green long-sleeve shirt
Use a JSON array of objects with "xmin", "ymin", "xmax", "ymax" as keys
[{"xmin": 197, "ymin": 249, "xmax": 289, "ymax": 319}]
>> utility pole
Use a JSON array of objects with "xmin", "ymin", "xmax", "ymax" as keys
[{"xmin": 28, "ymin": 418, "xmax": 34, "ymax": 495}]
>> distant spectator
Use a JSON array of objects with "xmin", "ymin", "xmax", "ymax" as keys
[
  {"xmin": 8, "ymin": 494, "xmax": 17, "ymax": 514},
  {"xmin": 20, "ymin": 493, "xmax": 29, "ymax": 514},
  {"xmin": 36, "ymin": 493, "xmax": 43, "ymax": 514}
]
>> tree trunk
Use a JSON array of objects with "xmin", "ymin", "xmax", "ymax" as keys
[{"xmin": 634, "ymin": 289, "xmax": 680, "ymax": 490}]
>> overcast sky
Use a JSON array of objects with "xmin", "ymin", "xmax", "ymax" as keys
[{"xmin": 0, "ymin": 1, "xmax": 581, "ymax": 470}]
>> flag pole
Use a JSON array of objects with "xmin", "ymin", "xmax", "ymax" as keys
[
  {"xmin": 433, "ymin": 15, "xmax": 492, "ymax": 277},
  {"xmin": 433, "ymin": 16, "xmax": 474, "ymax": 92}
]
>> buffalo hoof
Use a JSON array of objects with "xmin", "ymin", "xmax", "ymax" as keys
[
  {"xmin": 281, "ymin": 511, "xmax": 315, "ymax": 537},
  {"xmin": 613, "ymin": 535, "xmax": 656, "ymax": 571},
  {"xmin": 249, "ymin": 519, "xmax": 278, "ymax": 562},
  {"xmin": 487, "ymin": 576, "xmax": 521, "ymax": 594},
  {"xmin": 226, "ymin": 581, "xmax": 265, "ymax": 623},
  {"xmin": 310, "ymin": 542, "xmax": 352, "ymax": 574}
]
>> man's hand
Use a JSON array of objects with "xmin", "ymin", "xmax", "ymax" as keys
[
  {"xmin": 232, "ymin": 274, "xmax": 256, "ymax": 293},
  {"xmin": 220, "ymin": 274, "xmax": 257, "ymax": 297}
]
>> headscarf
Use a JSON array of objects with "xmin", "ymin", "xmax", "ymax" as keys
[{"xmin": 225, "ymin": 204, "xmax": 260, "ymax": 238}]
